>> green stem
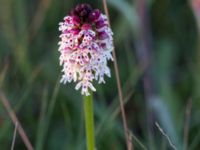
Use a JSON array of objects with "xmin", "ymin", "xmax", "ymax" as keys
[{"xmin": 83, "ymin": 93, "xmax": 95, "ymax": 150}]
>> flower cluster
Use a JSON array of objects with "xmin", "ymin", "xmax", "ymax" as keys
[{"xmin": 58, "ymin": 4, "xmax": 113, "ymax": 96}]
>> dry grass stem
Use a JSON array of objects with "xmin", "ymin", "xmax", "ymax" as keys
[
  {"xmin": 130, "ymin": 132, "xmax": 148, "ymax": 150},
  {"xmin": 11, "ymin": 122, "xmax": 18, "ymax": 150},
  {"xmin": 155, "ymin": 122, "xmax": 177, "ymax": 150},
  {"xmin": 0, "ymin": 91, "xmax": 34, "ymax": 150},
  {"xmin": 102, "ymin": 0, "xmax": 133, "ymax": 149}
]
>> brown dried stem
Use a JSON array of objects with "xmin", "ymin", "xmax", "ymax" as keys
[
  {"xmin": 102, "ymin": 0, "xmax": 133, "ymax": 150},
  {"xmin": 0, "ymin": 91, "xmax": 34, "ymax": 150}
]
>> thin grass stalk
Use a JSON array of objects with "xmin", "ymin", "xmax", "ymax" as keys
[
  {"xmin": 11, "ymin": 122, "xmax": 18, "ymax": 150},
  {"xmin": 155, "ymin": 122, "xmax": 177, "ymax": 150},
  {"xmin": 102, "ymin": 0, "xmax": 132, "ymax": 150},
  {"xmin": 0, "ymin": 67, "xmax": 41, "ymax": 141},
  {"xmin": 0, "ymin": 91, "xmax": 34, "ymax": 150},
  {"xmin": 84, "ymin": 93, "xmax": 95, "ymax": 150},
  {"xmin": 130, "ymin": 132, "xmax": 148, "ymax": 150}
]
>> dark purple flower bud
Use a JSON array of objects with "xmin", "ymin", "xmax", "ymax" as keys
[
  {"xmin": 95, "ymin": 20, "xmax": 106, "ymax": 29},
  {"xmin": 88, "ymin": 9, "xmax": 100, "ymax": 22},
  {"xmin": 75, "ymin": 4, "xmax": 83, "ymax": 13},
  {"xmin": 81, "ymin": 4, "xmax": 92, "ymax": 13},
  {"xmin": 73, "ymin": 4, "xmax": 92, "ymax": 17},
  {"xmin": 100, "ymin": 43, "xmax": 106, "ymax": 49},
  {"xmin": 98, "ymin": 31, "xmax": 108, "ymax": 40},
  {"xmin": 80, "ymin": 10, "xmax": 88, "ymax": 17}
]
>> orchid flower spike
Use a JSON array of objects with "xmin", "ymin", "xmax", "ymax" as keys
[{"xmin": 58, "ymin": 4, "xmax": 113, "ymax": 96}]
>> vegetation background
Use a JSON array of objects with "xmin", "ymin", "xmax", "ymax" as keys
[{"xmin": 0, "ymin": 0, "xmax": 200, "ymax": 149}]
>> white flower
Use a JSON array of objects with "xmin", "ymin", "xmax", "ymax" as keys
[{"xmin": 58, "ymin": 4, "xmax": 113, "ymax": 96}]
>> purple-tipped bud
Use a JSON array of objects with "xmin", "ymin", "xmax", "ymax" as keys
[
  {"xmin": 81, "ymin": 4, "xmax": 92, "ymax": 12},
  {"xmin": 73, "ymin": 4, "xmax": 92, "ymax": 17},
  {"xmin": 75, "ymin": 4, "xmax": 83, "ymax": 13},
  {"xmin": 98, "ymin": 31, "xmax": 108, "ymax": 40},
  {"xmin": 88, "ymin": 9, "xmax": 100, "ymax": 22},
  {"xmin": 96, "ymin": 20, "xmax": 106, "ymax": 29},
  {"xmin": 80, "ymin": 10, "xmax": 88, "ymax": 17}
]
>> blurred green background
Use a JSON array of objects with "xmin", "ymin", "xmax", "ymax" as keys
[{"xmin": 0, "ymin": 0, "xmax": 200, "ymax": 149}]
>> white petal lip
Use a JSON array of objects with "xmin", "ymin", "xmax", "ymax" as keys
[
  {"xmin": 88, "ymin": 82, "xmax": 96, "ymax": 92},
  {"xmin": 75, "ymin": 82, "xmax": 82, "ymax": 90}
]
